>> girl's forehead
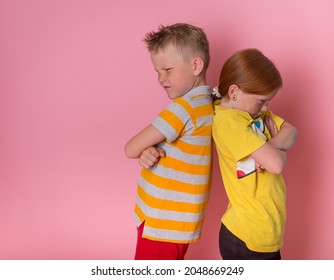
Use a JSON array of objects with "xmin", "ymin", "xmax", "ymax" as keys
[{"xmin": 243, "ymin": 89, "xmax": 278, "ymax": 99}]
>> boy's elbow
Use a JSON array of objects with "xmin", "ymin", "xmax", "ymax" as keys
[
  {"xmin": 124, "ymin": 149, "xmax": 132, "ymax": 158},
  {"xmin": 124, "ymin": 143, "xmax": 139, "ymax": 158}
]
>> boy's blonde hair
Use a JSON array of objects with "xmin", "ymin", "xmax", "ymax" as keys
[
  {"xmin": 218, "ymin": 48, "xmax": 282, "ymax": 97},
  {"xmin": 143, "ymin": 23, "xmax": 210, "ymax": 72}
]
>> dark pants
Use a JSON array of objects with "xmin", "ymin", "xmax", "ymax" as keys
[{"xmin": 219, "ymin": 223, "xmax": 281, "ymax": 260}]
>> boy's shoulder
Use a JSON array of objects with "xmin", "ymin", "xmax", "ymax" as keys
[
  {"xmin": 178, "ymin": 85, "xmax": 212, "ymax": 104},
  {"xmin": 179, "ymin": 85, "xmax": 211, "ymax": 98}
]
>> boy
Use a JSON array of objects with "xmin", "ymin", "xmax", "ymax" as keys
[{"xmin": 124, "ymin": 23, "xmax": 213, "ymax": 260}]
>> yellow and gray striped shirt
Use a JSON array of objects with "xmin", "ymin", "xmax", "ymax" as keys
[{"xmin": 134, "ymin": 85, "xmax": 213, "ymax": 243}]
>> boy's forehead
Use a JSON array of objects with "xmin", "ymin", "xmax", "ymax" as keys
[
  {"xmin": 151, "ymin": 42, "xmax": 177, "ymax": 53},
  {"xmin": 150, "ymin": 44, "xmax": 179, "ymax": 58},
  {"xmin": 151, "ymin": 43, "xmax": 191, "ymax": 60},
  {"xmin": 150, "ymin": 46, "xmax": 189, "ymax": 69}
]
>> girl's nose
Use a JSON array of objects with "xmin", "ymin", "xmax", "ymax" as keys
[{"xmin": 261, "ymin": 104, "xmax": 269, "ymax": 112}]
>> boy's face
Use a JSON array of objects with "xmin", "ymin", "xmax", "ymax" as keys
[{"xmin": 150, "ymin": 44, "xmax": 200, "ymax": 99}]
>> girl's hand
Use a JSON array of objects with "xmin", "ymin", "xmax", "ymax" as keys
[
  {"xmin": 255, "ymin": 162, "xmax": 264, "ymax": 172},
  {"xmin": 264, "ymin": 115, "xmax": 278, "ymax": 138}
]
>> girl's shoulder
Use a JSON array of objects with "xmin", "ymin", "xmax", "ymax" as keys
[{"xmin": 214, "ymin": 105, "xmax": 252, "ymax": 124}]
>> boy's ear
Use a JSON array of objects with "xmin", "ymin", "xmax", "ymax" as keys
[{"xmin": 193, "ymin": 57, "xmax": 204, "ymax": 76}]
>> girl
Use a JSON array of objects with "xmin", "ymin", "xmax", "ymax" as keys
[{"xmin": 212, "ymin": 48, "xmax": 297, "ymax": 260}]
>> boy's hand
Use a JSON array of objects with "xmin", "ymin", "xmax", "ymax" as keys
[{"xmin": 139, "ymin": 146, "xmax": 165, "ymax": 169}]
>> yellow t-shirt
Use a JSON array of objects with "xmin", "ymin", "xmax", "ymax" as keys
[{"xmin": 212, "ymin": 102, "xmax": 286, "ymax": 252}]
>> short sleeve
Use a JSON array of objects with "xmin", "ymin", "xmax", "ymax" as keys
[
  {"xmin": 152, "ymin": 101, "xmax": 190, "ymax": 143},
  {"xmin": 217, "ymin": 113, "xmax": 266, "ymax": 162}
]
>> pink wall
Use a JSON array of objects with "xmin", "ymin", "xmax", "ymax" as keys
[{"xmin": 1, "ymin": 0, "xmax": 333, "ymax": 259}]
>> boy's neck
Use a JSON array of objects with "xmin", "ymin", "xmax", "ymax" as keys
[{"xmin": 194, "ymin": 75, "xmax": 207, "ymax": 87}]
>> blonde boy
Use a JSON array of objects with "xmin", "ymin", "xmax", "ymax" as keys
[{"xmin": 125, "ymin": 23, "xmax": 213, "ymax": 260}]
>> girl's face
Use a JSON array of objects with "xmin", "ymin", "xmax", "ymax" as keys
[
  {"xmin": 150, "ymin": 44, "xmax": 201, "ymax": 99},
  {"xmin": 234, "ymin": 88, "xmax": 278, "ymax": 118}
]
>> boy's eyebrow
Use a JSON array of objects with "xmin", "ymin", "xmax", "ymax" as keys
[{"xmin": 154, "ymin": 67, "xmax": 172, "ymax": 72}]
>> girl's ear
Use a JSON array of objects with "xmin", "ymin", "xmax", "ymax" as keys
[
  {"xmin": 193, "ymin": 57, "xmax": 204, "ymax": 76},
  {"xmin": 228, "ymin": 85, "xmax": 239, "ymax": 100}
]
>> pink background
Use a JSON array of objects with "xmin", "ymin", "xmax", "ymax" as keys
[{"xmin": 1, "ymin": 0, "xmax": 333, "ymax": 259}]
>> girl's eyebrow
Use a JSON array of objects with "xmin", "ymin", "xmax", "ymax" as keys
[{"xmin": 260, "ymin": 95, "xmax": 274, "ymax": 101}]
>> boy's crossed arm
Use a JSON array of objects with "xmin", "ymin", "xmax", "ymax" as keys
[
  {"xmin": 124, "ymin": 124, "xmax": 166, "ymax": 168},
  {"xmin": 138, "ymin": 146, "xmax": 165, "ymax": 168}
]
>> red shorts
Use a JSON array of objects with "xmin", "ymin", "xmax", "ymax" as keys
[{"xmin": 134, "ymin": 222, "xmax": 189, "ymax": 260}]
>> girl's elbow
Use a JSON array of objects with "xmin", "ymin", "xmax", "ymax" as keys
[
  {"xmin": 269, "ymin": 162, "xmax": 285, "ymax": 174},
  {"xmin": 268, "ymin": 155, "xmax": 286, "ymax": 174}
]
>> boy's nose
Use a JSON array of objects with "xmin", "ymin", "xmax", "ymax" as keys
[{"xmin": 158, "ymin": 73, "xmax": 166, "ymax": 83}]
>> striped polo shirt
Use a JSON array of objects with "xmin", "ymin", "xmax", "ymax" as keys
[{"xmin": 134, "ymin": 85, "xmax": 213, "ymax": 244}]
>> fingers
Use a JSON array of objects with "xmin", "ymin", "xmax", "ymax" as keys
[
  {"xmin": 139, "ymin": 157, "xmax": 154, "ymax": 169},
  {"xmin": 264, "ymin": 115, "xmax": 278, "ymax": 137},
  {"xmin": 255, "ymin": 162, "xmax": 264, "ymax": 173},
  {"xmin": 139, "ymin": 146, "xmax": 165, "ymax": 169},
  {"xmin": 156, "ymin": 147, "xmax": 166, "ymax": 158}
]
